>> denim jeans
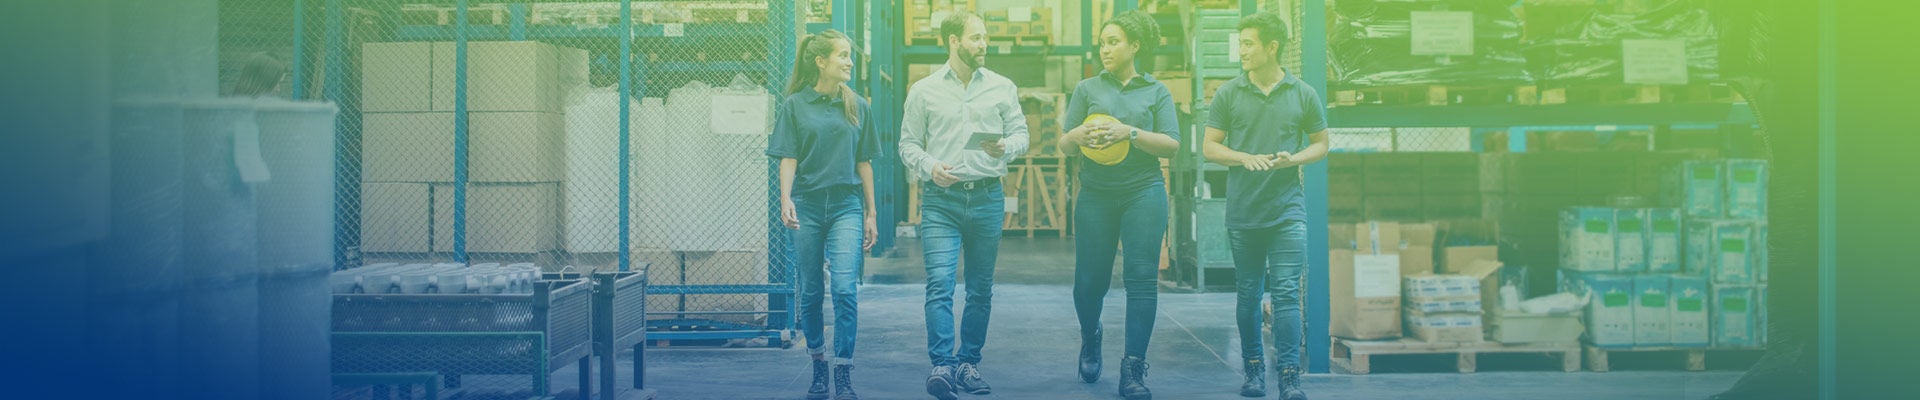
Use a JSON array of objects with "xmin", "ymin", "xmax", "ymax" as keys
[
  {"xmin": 1072, "ymin": 182, "xmax": 1168, "ymax": 357},
  {"xmin": 793, "ymin": 185, "xmax": 864, "ymax": 362},
  {"xmin": 920, "ymin": 180, "xmax": 1005, "ymax": 366},
  {"xmin": 1230, "ymin": 220, "xmax": 1308, "ymax": 367}
]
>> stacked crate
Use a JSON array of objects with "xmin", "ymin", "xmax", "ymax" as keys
[{"xmin": 358, "ymin": 41, "xmax": 587, "ymax": 257}]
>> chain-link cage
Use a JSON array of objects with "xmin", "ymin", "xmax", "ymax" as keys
[{"xmin": 230, "ymin": 0, "xmax": 801, "ymax": 397}]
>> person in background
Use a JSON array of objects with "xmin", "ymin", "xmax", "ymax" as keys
[
  {"xmin": 768, "ymin": 29, "xmax": 881, "ymax": 400},
  {"xmin": 1058, "ymin": 10, "xmax": 1181, "ymax": 400},
  {"xmin": 1201, "ymin": 12, "xmax": 1329, "ymax": 400},
  {"xmin": 898, "ymin": 10, "xmax": 1029, "ymax": 400},
  {"xmin": 230, "ymin": 52, "xmax": 286, "ymax": 98}
]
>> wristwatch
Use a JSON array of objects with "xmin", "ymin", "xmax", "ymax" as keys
[{"xmin": 1125, "ymin": 126, "xmax": 1139, "ymax": 141}]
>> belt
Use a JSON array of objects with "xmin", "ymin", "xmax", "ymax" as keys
[{"xmin": 945, "ymin": 179, "xmax": 999, "ymax": 191}]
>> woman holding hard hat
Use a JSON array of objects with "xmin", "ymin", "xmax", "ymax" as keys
[{"xmin": 1057, "ymin": 10, "xmax": 1181, "ymax": 400}]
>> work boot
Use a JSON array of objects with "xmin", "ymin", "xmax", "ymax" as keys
[
  {"xmin": 1276, "ymin": 365, "xmax": 1307, "ymax": 400},
  {"xmin": 1079, "ymin": 327, "xmax": 1102, "ymax": 383},
  {"xmin": 926, "ymin": 365, "xmax": 958, "ymax": 400},
  {"xmin": 956, "ymin": 363, "xmax": 992, "ymax": 394},
  {"xmin": 1118, "ymin": 355, "xmax": 1152, "ymax": 400},
  {"xmin": 1239, "ymin": 358, "xmax": 1266, "ymax": 397},
  {"xmin": 833, "ymin": 364, "xmax": 857, "ymax": 400},
  {"xmin": 806, "ymin": 358, "xmax": 829, "ymax": 400}
]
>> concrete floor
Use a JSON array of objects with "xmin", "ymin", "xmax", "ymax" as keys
[{"xmin": 628, "ymin": 236, "xmax": 1745, "ymax": 400}]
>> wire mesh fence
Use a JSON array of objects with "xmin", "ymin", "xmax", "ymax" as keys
[{"xmin": 213, "ymin": 0, "xmax": 801, "ymax": 397}]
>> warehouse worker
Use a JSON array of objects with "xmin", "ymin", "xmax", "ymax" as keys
[
  {"xmin": 1199, "ymin": 12, "xmax": 1328, "ymax": 400},
  {"xmin": 768, "ymin": 29, "xmax": 881, "ymax": 400},
  {"xmin": 898, "ymin": 10, "xmax": 1028, "ymax": 400},
  {"xmin": 1059, "ymin": 10, "xmax": 1182, "ymax": 400}
]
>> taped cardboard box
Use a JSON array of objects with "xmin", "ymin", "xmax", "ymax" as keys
[
  {"xmin": 360, "ymin": 183, "xmax": 432, "ymax": 253},
  {"xmin": 1632, "ymin": 274, "xmax": 1671, "ymax": 346},
  {"xmin": 1647, "ymin": 208, "xmax": 1683, "ymax": 273},
  {"xmin": 1400, "ymin": 223, "xmax": 1438, "ymax": 277},
  {"xmin": 1405, "ymin": 312, "xmax": 1483, "ymax": 343},
  {"xmin": 1331, "ymin": 249, "xmax": 1402, "ymax": 340},
  {"xmin": 1564, "ymin": 271, "xmax": 1635, "ymax": 348},
  {"xmin": 1682, "ymin": 160, "xmax": 1724, "ymax": 219},
  {"xmin": 1561, "ymin": 207, "xmax": 1616, "ymax": 272},
  {"xmin": 1615, "ymin": 208, "xmax": 1649, "ymax": 272},
  {"xmin": 1669, "ymin": 275, "xmax": 1710, "ymax": 347},
  {"xmin": 1438, "ymin": 219, "xmax": 1499, "ymax": 274},
  {"xmin": 1712, "ymin": 284, "xmax": 1757, "ymax": 348},
  {"xmin": 361, "ymin": 42, "xmax": 435, "ymax": 112},
  {"xmin": 432, "ymin": 183, "xmax": 561, "ymax": 253},
  {"xmin": 431, "ymin": 41, "xmax": 571, "ymax": 113},
  {"xmin": 361, "ymin": 112, "xmax": 566, "ymax": 183},
  {"xmin": 1724, "ymin": 159, "xmax": 1768, "ymax": 220}
]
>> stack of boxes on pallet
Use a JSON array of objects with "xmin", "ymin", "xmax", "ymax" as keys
[
  {"xmin": 1326, "ymin": 153, "xmax": 1485, "ymax": 222},
  {"xmin": 1331, "ymin": 219, "xmax": 1543, "ymax": 344},
  {"xmin": 359, "ymin": 41, "xmax": 587, "ymax": 257},
  {"xmin": 1560, "ymin": 159, "xmax": 1769, "ymax": 349}
]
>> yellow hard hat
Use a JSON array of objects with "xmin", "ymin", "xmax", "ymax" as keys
[{"xmin": 1080, "ymin": 114, "xmax": 1131, "ymax": 166}]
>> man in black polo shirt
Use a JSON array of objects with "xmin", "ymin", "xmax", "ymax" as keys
[{"xmin": 1201, "ymin": 11, "xmax": 1329, "ymax": 400}]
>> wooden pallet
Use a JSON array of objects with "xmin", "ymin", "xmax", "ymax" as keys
[
  {"xmin": 1332, "ymin": 337, "xmax": 1581, "ymax": 374},
  {"xmin": 1333, "ymin": 85, "xmax": 1538, "ymax": 107},
  {"xmin": 1003, "ymin": 157, "xmax": 1073, "ymax": 236},
  {"xmin": 1539, "ymin": 83, "xmax": 1742, "ymax": 105},
  {"xmin": 1582, "ymin": 344, "xmax": 1762, "ymax": 372}
]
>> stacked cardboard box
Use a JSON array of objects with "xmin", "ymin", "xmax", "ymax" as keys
[
  {"xmin": 1683, "ymin": 159, "xmax": 1769, "ymax": 348},
  {"xmin": 905, "ymin": 0, "xmax": 978, "ymax": 44},
  {"xmin": 982, "ymin": 7, "xmax": 1051, "ymax": 37},
  {"xmin": 1330, "ymin": 222, "xmax": 1405, "ymax": 340},
  {"xmin": 358, "ymin": 41, "xmax": 585, "ymax": 254}
]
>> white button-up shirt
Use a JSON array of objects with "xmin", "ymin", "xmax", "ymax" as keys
[{"xmin": 899, "ymin": 64, "xmax": 1029, "ymax": 183}]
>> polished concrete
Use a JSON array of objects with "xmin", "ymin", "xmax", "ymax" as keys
[{"xmin": 625, "ymin": 236, "xmax": 1745, "ymax": 400}]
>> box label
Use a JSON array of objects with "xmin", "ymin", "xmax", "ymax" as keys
[
  {"xmin": 1623, "ymin": 39, "xmax": 1688, "ymax": 85},
  {"xmin": 1411, "ymin": 11, "xmax": 1475, "ymax": 56},
  {"xmin": 1640, "ymin": 293, "xmax": 1668, "ymax": 308},
  {"xmin": 1603, "ymin": 292, "xmax": 1629, "ymax": 308},
  {"xmin": 1354, "ymin": 255, "xmax": 1401, "ymax": 298},
  {"xmin": 1677, "ymin": 298, "xmax": 1704, "ymax": 312}
]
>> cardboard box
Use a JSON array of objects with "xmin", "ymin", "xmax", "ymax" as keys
[
  {"xmin": 1400, "ymin": 223, "xmax": 1438, "ymax": 277},
  {"xmin": 1712, "ymin": 222, "xmax": 1755, "ymax": 284},
  {"xmin": 1405, "ymin": 274, "xmax": 1482, "ymax": 299},
  {"xmin": 467, "ymin": 112, "xmax": 566, "ymax": 182},
  {"xmin": 1615, "ymin": 208, "xmax": 1648, "ymax": 272},
  {"xmin": 361, "ymin": 42, "xmax": 435, "ymax": 112},
  {"xmin": 432, "ymin": 41, "xmax": 568, "ymax": 113},
  {"xmin": 1405, "ymin": 312, "xmax": 1483, "ymax": 343},
  {"xmin": 1488, "ymin": 311, "xmax": 1584, "ymax": 344},
  {"xmin": 1568, "ymin": 272, "xmax": 1635, "ymax": 347},
  {"xmin": 1753, "ymin": 223, "xmax": 1768, "ymax": 282},
  {"xmin": 1438, "ymin": 219, "xmax": 1500, "ymax": 273},
  {"xmin": 1029, "ymin": 7, "xmax": 1053, "ymax": 36},
  {"xmin": 1331, "ymin": 249, "xmax": 1402, "ymax": 340},
  {"xmin": 1647, "ymin": 209, "xmax": 1683, "ymax": 273},
  {"xmin": 1356, "ymin": 222, "xmax": 1403, "ymax": 255},
  {"xmin": 361, "ymin": 112, "xmax": 455, "ymax": 182},
  {"xmin": 1669, "ymin": 275, "xmax": 1711, "ymax": 347},
  {"xmin": 360, "ymin": 183, "xmax": 433, "ymax": 252},
  {"xmin": 682, "ymin": 249, "xmax": 770, "ymax": 324},
  {"xmin": 1682, "ymin": 160, "xmax": 1724, "ymax": 219},
  {"xmin": 432, "ymin": 183, "xmax": 561, "ymax": 253},
  {"xmin": 1725, "ymin": 159, "xmax": 1768, "ymax": 220},
  {"xmin": 1405, "ymin": 295, "xmax": 1483, "ymax": 314},
  {"xmin": 1712, "ymin": 285, "xmax": 1757, "ymax": 348},
  {"xmin": 1632, "ymin": 275, "xmax": 1671, "ymax": 346},
  {"xmin": 1561, "ymin": 207, "xmax": 1616, "ymax": 272}
]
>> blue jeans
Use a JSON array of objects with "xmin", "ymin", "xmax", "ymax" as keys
[
  {"xmin": 1073, "ymin": 183, "xmax": 1168, "ymax": 357},
  {"xmin": 1230, "ymin": 220, "xmax": 1308, "ymax": 367},
  {"xmin": 919, "ymin": 180, "xmax": 1005, "ymax": 367},
  {"xmin": 793, "ymin": 185, "xmax": 864, "ymax": 362}
]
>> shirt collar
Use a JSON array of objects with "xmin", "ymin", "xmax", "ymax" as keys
[
  {"xmin": 801, "ymin": 85, "xmax": 842, "ymax": 105},
  {"xmin": 1238, "ymin": 68, "xmax": 1300, "ymax": 97},
  {"xmin": 938, "ymin": 63, "xmax": 988, "ymax": 84},
  {"xmin": 1098, "ymin": 69, "xmax": 1159, "ymax": 90}
]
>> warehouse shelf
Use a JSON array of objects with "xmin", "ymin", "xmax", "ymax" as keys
[
  {"xmin": 392, "ymin": 22, "xmax": 772, "ymax": 42},
  {"xmin": 1327, "ymin": 103, "xmax": 1757, "ymax": 128}
]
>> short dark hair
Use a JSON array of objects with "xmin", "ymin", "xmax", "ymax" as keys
[
  {"xmin": 1237, "ymin": 12, "xmax": 1290, "ymax": 63},
  {"xmin": 940, "ymin": 11, "xmax": 979, "ymax": 48}
]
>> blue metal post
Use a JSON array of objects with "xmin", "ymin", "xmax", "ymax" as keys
[
  {"xmin": 1301, "ymin": 0, "xmax": 1333, "ymax": 374},
  {"xmin": 453, "ymin": 0, "xmax": 470, "ymax": 263},
  {"xmin": 509, "ymin": 3, "xmax": 529, "ymax": 41},
  {"xmin": 618, "ymin": 0, "xmax": 633, "ymax": 272},
  {"xmin": 325, "ymin": 0, "xmax": 349, "ymax": 268},
  {"xmin": 769, "ymin": 0, "xmax": 797, "ymax": 335},
  {"xmin": 291, "ymin": 0, "xmax": 306, "ymax": 100}
]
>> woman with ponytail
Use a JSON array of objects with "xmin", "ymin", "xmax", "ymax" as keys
[
  {"xmin": 766, "ymin": 29, "xmax": 879, "ymax": 400},
  {"xmin": 1059, "ymin": 11, "xmax": 1182, "ymax": 400}
]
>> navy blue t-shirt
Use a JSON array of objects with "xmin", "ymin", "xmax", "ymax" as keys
[
  {"xmin": 765, "ymin": 86, "xmax": 882, "ymax": 194},
  {"xmin": 1206, "ymin": 71, "xmax": 1328, "ymax": 230},
  {"xmin": 1064, "ymin": 71, "xmax": 1181, "ymax": 194}
]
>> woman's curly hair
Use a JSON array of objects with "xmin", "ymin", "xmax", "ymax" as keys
[{"xmin": 1103, "ymin": 10, "xmax": 1161, "ymax": 72}]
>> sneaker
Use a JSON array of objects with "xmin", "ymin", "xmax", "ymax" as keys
[
  {"xmin": 956, "ymin": 363, "xmax": 992, "ymax": 395},
  {"xmin": 926, "ymin": 366, "xmax": 959, "ymax": 400}
]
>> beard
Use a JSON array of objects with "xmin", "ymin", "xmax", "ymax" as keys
[{"xmin": 960, "ymin": 47, "xmax": 985, "ymax": 70}]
